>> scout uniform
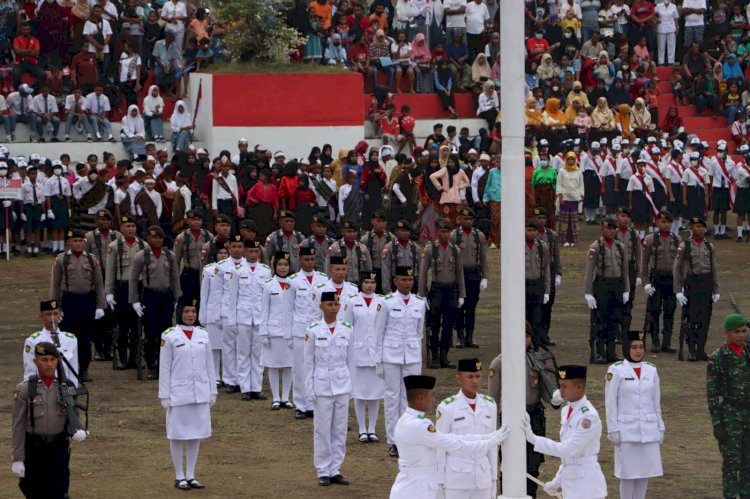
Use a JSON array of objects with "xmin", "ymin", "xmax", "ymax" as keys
[
  {"xmin": 300, "ymin": 215, "xmax": 334, "ymax": 272},
  {"xmin": 128, "ymin": 226, "xmax": 181, "ymax": 378},
  {"xmin": 584, "ymin": 219, "xmax": 630, "ymax": 364},
  {"xmin": 23, "ymin": 300, "xmax": 79, "ymax": 386},
  {"xmin": 375, "ymin": 266, "xmax": 426, "ymax": 453},
  {"xmin": 21, "ymin": 168, "xmax": 44, "ymax": 253},
  {"xmin": 50, "ymin": 228, "xmax": 107, "ymax": 380},
  {"xmin": 329, "ymin": 222, "xmax": 373, "ymax": 283},
  {"xmin": 289, "ymin": 247, "xmax": 328, "ymax": 416},
  {"xmin": 707, "ymin": 314, "xmax": 750, "ymax": 499},
  {"xmin": 707, "ymin": 143, "xmax": 735, "ymax": 239},
  {"xmin": 641, "ymin": 212, "xmax": 681, "ymax": 352},
  {"xmin": 534, "ymin": 208, "xmax": 563, "ymax": 347},
  {"xmin": 104, "ymin": 216, "xmax": 146, "ymax": 369},
  {"xmin": 360, "ymin": 210, "xmax": 395, "ymax": 294},
  {"xmin": 681, "ymin": 152, "xmax": 708, "ymax": 221},
  {"xmin": 450, "ymin": 208, "xmax": 489, "ymax": 349},
  {"xmin": 304, "ymin": 292, "xmax": 354, "ymax": 485},
  {"xmin": 381, "ymin": 220, "xmax": 420, "ymax": 293},
  {"xmin": 217, "ymin": 235, "xmax": 247, "ymax": 391},
  {"xmin": 525, "ymin": 220, "xmax": 551, "ymax": 350},
  {"xmin": 673, "ymin": 217, "xmax": 719, "ymax": 361},
  {"xmin": 524, "ymin": 365, "xmax": 608, "ymax": 499},
  {"xmin": 43, "ymin": 170, "xmax": 72, "ymax": 231},
  {"xmin": 436, "ymin": 359, "xmax": 497, "ymax": 499},
  {"xmin": 173, "ymin": 209, "xmax": 214, "ymax": 302},
  {"xmin": 615, "ymin": 207, "xmax": 642, "ymax": 342},
  {"xmin": 264, "ymin": 210, "xmax": 304, "ymax": 273},
  {"xmin": 605, "ymin": 331, "xmax": 665, "ymax": 499},
  {"xmin": 198, "ymin": 241, "xmax": 226, "ymax": 384}
]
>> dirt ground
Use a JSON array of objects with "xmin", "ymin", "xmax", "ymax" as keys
[{"xmin": 0, "ymin": 221, "xmax": 732, "ymax": 498}]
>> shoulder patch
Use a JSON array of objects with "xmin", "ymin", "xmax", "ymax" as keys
[
  {"xmin": 384, "ymin": 294, "xmax": 393, "ymax": 300},
  {"xmin": 482, "ymin": 394, "xmax": 495, "ymax": 403},
  {"xmin": 342, "ymin": 321, "xmax": 353, "ymax": 328},
  {"xmin": 581, "ymin": 406, "xmax": 590, "ymax": 414},
  {"xmin": 63, "ymin": 332, "xmax": 75, "ymax": 339},
  {"xmin": 25, "ymin": 344, "xmax": 31, "ymax": 353},
  {"xmin": 160, "ymin": 339, "xmax": 166, "ymax": 347},
  {"xmin": 30, "ymin": 332, "xmax": 41, "ymax": 339},
  {"xmin": 13, "ymin": 387, "xmax": 20, "ymax": 400}
]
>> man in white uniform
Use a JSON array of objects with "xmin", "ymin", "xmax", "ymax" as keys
[
  {"xmin": 311, "ymin": 256, "xmax": 358, "ymax": 320},
  {"xmin": 217, "ymin": 235, "xmax": 246, "ymax": 393},
  {"xmin": 199, "ymin": 241, "xmax": 228, "ymax": 383},
  {"xmin": 23, "ymin": 300, "xmax": 79, "ymax": 386}
]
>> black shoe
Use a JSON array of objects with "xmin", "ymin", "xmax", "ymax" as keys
[
  {"xmin": 697, "ymin": 352, "xmax": 708, "ymax": 361},
  {"xmin": 281, "ymin": 401, "xmax": 295, "ymax": 409},
  {"xmin": 241, "ymin": 392, "xmax": 252, "ymax": 401},
  {"xmin": 174, "ymin": 479, "xmax": 190, "ymax": 490},
  {"xmin": 249, "ymin": 391, "xmax": 267, "ymax": 400},
  {"xmin": 318, "ymin": 477, "xmax": 330, "ymax": 486},
  {"xmin": 388, "ymin": 444, "xmax": 399, "ymax": 457},
  {"xmin": 368, "ymin": 433, "xmax": 379, "ymax": 443},
  {"xmin": 304, "ymin": 410, "xmax": 314, "ymax": 418},
  {"xmin": 146, "ymin": 369, "xmax": 158, "ymax": 380},
  {"xmin": 428, "ymin": 355, "xmax": 440, "ymax": 369},
  {"xmin": 186, "ymin": 479, "xmax": 205, "ymax": 489},
  {"xmin": 329, "ymin": 475, "xmax": 349, "ymax": 485},
  {"xmin": 224, "ymin": 384, "xmax": 240, "ymax": 394},
  {"xmin": 37, "ymin": 137, "xmax": 45, "ymax": 143},
  {"xmin": 295, "ymin": 409, "xmax": 307, "ymax": 419},
  {"xmin": 125, "ymin": 361, "xmax": 138, "ymax": 369},
  {"xmin": 661, "ymin": 346, "xmax": 676, "ymax": 353},
  {"xmin": 51, "ymin": 137, "xmax": 60, "ymax": 142},
  {"xmin": 545, "ymin": 338, "xmax": 556, "ymax": 346},
  {"xmin": 94, "ymin": 349, "xmax": 107, "ymax": 361},
  {"xmin": 116, "ymin": 361, "xmax": 128, "ymax": 370},
  {"xmin": 80, "ymin": 371, "xmax": 93, "ymax": 382}
]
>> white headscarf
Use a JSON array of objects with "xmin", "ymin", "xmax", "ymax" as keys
[
  {"xmin": 122, "ymin": 104, "xmax": 145, "ymax": 137},
  {"xmin": 142, "ymin": 85, "xmax": 164, "ymax": 116},
  {"xmin": 170, "ymin": 100, "xmax": 192, "ymax": 132}
]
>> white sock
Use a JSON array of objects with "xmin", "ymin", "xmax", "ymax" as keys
[
  {"xmin": 169, "ymin": 440, "xmax": 185, "ymax": 480},
  {"xmin": 33, "ymin": 246, "xmax": 38, "ymax": 254},
  {"xmin": 269, "ymin": 368, "xmax": 280, "ymax": 402},
  {"xmin": 212, "ymin": 350, "xmax": 221, "ymax": 382},
  {"xmin": 281, "ymin": 367, "xmax": 292, "ymax": 402},
  {"xmin": 26, "ymin": 246, "xmax": 32, "ymax": 254},
  {"xmin": 367, "ymin": 399, "xmax": 380, "ymax": 434},
  {"xmin": 638, "ymin": 230, "xmax": 645, "ymax": 239},
  {"xmin": 185, "ymin": 439, "xmax": 200, "ymax": 480},
  {"xmin": 354, "ymin": 399, "xmax": 367, "ymax": 434},
  {"xmin": 738, "ymin": 226, "xmax": 743, "ymax": 238},
  {"xmin": 744, "ymin": 221, "xmax": 749, "ymax": 230}
]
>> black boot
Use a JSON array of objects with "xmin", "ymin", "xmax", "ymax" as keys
[
  {"xmin": 455, "ymin": 330, "xmax": 465, "ymax": 348},
  {"xmin": 606, "ymin": 341, "xmax": 622, "ymax": 363},
  {"xmin": 429, "ymin": 352, "xmax": 440, "ymax": 369},
  {"xmin": 595, "ymin": 341, "xmax": 608, "ymax": 364},
  {"xmin": 661, "ymin": 326, "xmax": 676, "ymax": 353},
  {"xmin": 439, "ymin": 349, "xmax": 456, "ymax": 369},
  {"xmin": 464, "ymin": 331, "xmax": 479, "ymax": 348},
  {"xmin": 651, "ymin": 327, "xmax": 661, "ymax": 353}
]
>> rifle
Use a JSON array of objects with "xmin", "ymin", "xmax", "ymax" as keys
[
  {"xmin": 52, "ymin": 319, "xmax": 88, "ymax": 435},
  {"xmin": 135, "ymin": 315, "xmax": 145, "ymax": 381},
  {"xmin": 527, "ymin": 346, "xmax": 559, "ymax": 401},
  {"xmin": 111, "ymin": 319, "xmax": 120, "ymax": 370},
  {"xmin": 678, "ymin": 312, "xmax": 687, "ymax": 361}
]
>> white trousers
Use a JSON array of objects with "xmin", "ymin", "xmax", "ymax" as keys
[
  {"xmin": 313, "ymin": 394, "xmax": 350, "ymax": 477},
  {"xmin": 383, "ymin": 362, "xmax": 421, "ymax": 445},
  {"xmin": 237, "ymin": 323, "xmax": 263, "ymax": 393},
  {"xmin": 444, "ymin": 487, "xmax": 493, "ymax": 499},
  {"xmin": 221, "ymin": 319, "xmax": 238, "ymax": 386},
  {"xmin": 292, "ymin": 322, "xmax": 309, "ymax": 411},
  {"xmin": 656, "ymin": 32, "xmax": 676, "ymax": 65},
  {"xmin": 619, "ymin": 478, "xmax": 649, "ymax": 499}
]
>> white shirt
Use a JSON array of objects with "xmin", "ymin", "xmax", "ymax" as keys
[
  {"xmin": 158, "ymin": 325, "xmax": 217, "ymax": 406},
  {"xmin": 338, "ymin": 183, "xmax": 353, "ymax": 219},
  {"xmin": 471, "ymin": 165, "xmax": 486, "ymax": 202},
  {"xmin": 83, "ymin": 18, "xmax": 113, "ymax": 53},
  {"xmin": 375, "ymin": 291, "xmax": 426, "ymax": 365},
  {"xmin": 228, "ymin": 260, "xmax": 272, "ymax": 327},
  {"xmin": 22, "ymin": 179, "xmax": 44, "ymax": 205},
  {"xmin": 443, "ymin": 0, "xmax": 467, "ymax": 28},
  {"xmin": 136, "ymin": 188, "xmax": 162, "ymax": 218},
  {"xmin": 609, "ymin": 3, "xmax": 630, "ymax": 26},
  {"xmin": 464, "ymin": 1, "xmax": 489, "ymax": 34},
  {"xmin": 161, "ymin": 0, "xmax": 187, "ymax": 33},
  {"xmin": 199, "ymin": 262, "xmax": 224, "ymax": 325},
  {"xmin": 341, "ymin": 292, "xmax": 386, "ymax": 368},
  {"xmin": 84, "ymin": 92, "xmax": 111, "ymax": 115},
  {"xmin": 0, "ymin": 94, "xmax": 6, "ymax": 112},
  {"xmin": 303, "ymin": 319, "xmax": 353, "ymax": 397},
  {"xmin": 735, "ymin": 161, "xmax": 750, "ymax": 188},
  {"xmin": 682, "ymin": 0, "xmax": 706, "ymax": 27},
  {"xmin": 127, "ymin": 180, "xmax": 143, "ymax": 204},
  {"xmin": 119, "ymin": 53, "xmax": 142, "ymax": 82},
  {"xmin": 707, "ymin": 155, "xmax": 736, "ymax": 188},
  {"xmin": 211, "ymin": 172, "xmax": 238, "ymax": 209},
  {"xmin": 626, "ymin": 173, "xmax": 654, "ymax": 193},
  {"xmin": 681, "ymin": 166, "xmax": 708, "ymax": 188},
  {"xmin": 605, "ymin": 360, "xmax": 664, "ymax": 444},
  {"xmin": 654, "ymin": 2, "xmax": 678, "ymax": 33},
  {"xmin": 30, "ymin": 94, "xmax": 58, "ymax": 115},
  {"xmin": 43, "ymin": 175, "xmax": 71, "ymax": 197},
  {"xmin": 476, "ymin": 92, "xmax": 498, "ymax": 114},
  {"xmin": 23, "ymin": 328, "xmax": 79, "ymax": 386},
  {"xmin": 6, "ymin": 92, "xmax": 33, "ymax": 115},
  {"xmin": 64, "ymin": 94, "xmax": 86, "ymax": 114},
  {"xmin": 663, "ymin": 160, "xmax": 683, "ymax": 184},
  {"xmin": 290, "ymin": 270, "xmax": 328, "ymax": 327}
]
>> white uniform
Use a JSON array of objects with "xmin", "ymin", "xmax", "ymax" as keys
[
  {"xmin": 376, "ymin": 291, "xmax": 426, "ymax": 445},
  {"xmin": 435, "ymin": 391, "xmax": 497, "ymax": 499},
  {"xmin": 342, "ymin": 292, "xmax": 386, "ymax": 400},
  {"xmin": 311, "ymin": 280, "xmax": 358, "ymax": 321},
  {"xmin": 230, "ymin": 261, "xmax": 271, "ymax": 393},
  {"xmin": 259, "ymin": 276, "xmax": 295, "ymax": 368},
  {"xmin": 605, "ymin": 360, "xmax": 664, "ymax": 488},
  {"xmin": 290, "ymin": 270, "xmax": 328, "ymax": 411},
  {"xmin": 158, "ymin": 325, "xmax": 217, "ymax": 440},
  {"xmin": 199, "ymin": 262, "xmax": 223, "ymax": 381},
  {"xmin": 390, "ymin": 407, "xmax": 493, "ymax": 499},
  {"xmin": 531, "ymin": 395, "xmax": 608, "ymax": 499},
  {"xmin": 304, "ymin": 319, "xmax": 353, "ymax": 478},
  {"xmin": 23, "ymin": 328, "xmax": 79, "ymax": 386},
  {"xmin": 217, "ymin": 257, "xmax": 246, "ymax": 386}
]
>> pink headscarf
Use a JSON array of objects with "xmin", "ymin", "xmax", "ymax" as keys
[{"xmin": 411, "ymin": 33, "xmax": 431, "ymax": 63}]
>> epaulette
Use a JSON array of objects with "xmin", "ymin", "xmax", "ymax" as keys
[
  {"xmin": 581, "ymin": 405, "xmax": 590, "ymax": 414},
  {"xmin": 289, "ymin": 273, "xmax": 297, "ymax": 279},
  {"xmin": 218, "ymin": 258, "xmax": 227, "ymax": 264},
  {"xmin": 63, "ymin": 332, "xmax": 76, "ymax": 339},
  {"xmin": 317, "ymin": 271, "xmax": 327, "ymax": 277},
  {"xmin": 316, "ymin": 283, "xmax": 326, "ymax": 288},
  {"xmin": 417, "ymin": 414, "xmax": 426, "ymax": 419},
  {"xmin": 29, "ymin": 332, "xmax": 41, "ymax": 339},
  {"xmin": 264, "ymin": 277, "xmax": 274, "ymax": 283},
  {"xmin": 644, "ymin": 361, "xmax": 656, "ymax": 367},
  {"xmin": 262, "ymin": 264, "xmax": 270, "ymax": 269},
  {"xmin": 203, "ymin": 262, "xmax": 213, "ymax": 268},
  {"xmin": 482, "ymin": 394, "xmax": 495, "ymax": 404},
  {"xmin": 612, "ymin": 361, "xmax": 623, "ymax": 366},
  {"xmin": 346, "ymin": 281, "xmax": 356, "ymax": 287},
  {"xmin": 413, "ymin": 295, "xmax": 424, "ymax": 300},
  {"xmin": 348, "ymin": 293, "xmax": 358, "ymax": 299},
  {"xmin": 308, "ymin": 322, "xmax": 318, "ymax": 328},
  {"xmin": 342, "ymin": 321, "xmax": 352, "ymax": 328},
  {"xmin": 442, "ymin": 395, "xmax": 456, "ymax": 405},
  {"xmin": 162, "ymin": 328, "xmax": 173, "ymax": 335},
  {"xmin": 384, "ymin": 294, "xmax": 393, "ymax": 299}
]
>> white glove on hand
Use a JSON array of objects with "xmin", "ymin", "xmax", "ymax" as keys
[
  {"xmin": 260, "ymin": 336, "xmax": 270, "ymax": 346},
  {"xmin": 659, "ymin": 431, "xmax": 664, "ymax": 444},
  {"xmin": 676, "ymin": 292, "xmax": 688, "ymax": 306},
  {"xmin": 607, "ymin": 432, "xmax": 621, "ymax": 445},
  {"xmin": 11, "ymin": 211, "xmax": 16, "ymax": 222},
  {"xmin": 488, "ymin": 424, "xmax": 510, "ymax": 446},
  {"xmin": 635, "ymin": 277, "xmax": 642, "ymax": 287},
  {"xmin": 210, "ymin": 394, "xmax": 217, "ymax": 407},
  {"xmin": 20, "ymin": 213, "xmax": 26, "ymax": 222},
  {"xmin": 72, "ymin": 430, "xmax": 89, "ymax": 442},
  {"xmin": 285, "ymin": 339, "xmax": 293, "ymax": 349},
  {"xmin": 543, "ymin": 482, "xmax": 561, "ymax": 497},
  {"xmin": 68, "ymin": 209, "xmax": 72, "ymax": 217},
  {"xmin": 480, "ymin": 278, "xmax": 488, "ymax": 291},
  {"xmin": 106, "ymin": 294, "xmax": 116, "ymax": 309},
  {"xmin": 375, "ymin": 363, "xmax": 384, "ymax": 378},
  {"xmin": 94, "ymin": 308, "xmax": 105, "ymax": 320},
  {"xmin": 11, "ymin": 461, "xmax": 24, "ymax": 478},
  {"xmin": 132, "ymin": 302, "xmax": 145, "ymax": 317},
  {"xmin": 713, "ymin": 294, "xmax": 720, "ymax": 303},
  {"xmin": 161, "ymin": 398, "xmax": 169, "ymax": 408},
  {"xmin": 551, "ymin": 389, "xmax": 564, "ymax": 406},
  {"xmin": 555, "ymin": 275, "xmax": 562, "ymax": 287},
  {"xmin": 2, "ymin": 200, "xmax": 10, "ymax": 208},
  {"xmin": 457, "ymin": 298, "xmax": 465, "ymax": 308},
  {"xmin": 623, "ymin": 292, "xmax": 630, "ymax": 304},
  {"xmin": 543, "ymin": 294, "xmax": 550, "ymax": 305},
  {"xmin": 47, "ymin": 209, "xmax": 55, "ymax": 220},
  {"xmin": 308, "ymin": 394, "xmax": 317, "ymax": 405},
  {"xmin": 585, "ymin": 294, "xmax": 597, "ymax": 309},
  {"xmin": 522, "ymin": 413, "xmax": 537, "ymax": 444},
  {"xmin": 644, "ymin": 284, "xmax": 655, "ymax": 296},
  {"xmin": 40, "ymin": 213, "xmax": 46, "ymax": 222}
]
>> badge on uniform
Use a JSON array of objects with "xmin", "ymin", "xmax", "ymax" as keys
[
  {"xmin": 488, "ymin": 368, "xmax": 495, "ymax": 378},
  {"xmin": 606, "ymin": 372, "xmax": 613, "ymax": 381},
  {"xmin": 24, "ymin": 345, "xmax": 30, "ymax": 353},
  {"xmin": 160, "ymin": 339, "xmax": 166, "ymax": 347},
  {"xmin": 427, "ymin": 424, "xmax": 436, "ymax": 433},
  {"xmin": 588, "ymin": 248, "xmax": 596, "ymax": 260},
  {"xmin": 108, "ymin": 246, "xmax": 113, "ymax": 254},
  {"xmin": 581, "ymin": 418, "xmax": 591, "ymax": 429},
  {"xmin": 304, "ymin": 333, "xmax": 309, "ymax": 342},
  {"xmin": 436, "ymin": 410, "xmax": 441, "ymax": 421},
  {"xmin": 13, "ymin": 388, "xmax": 19, "ymax": 400},
  {"xmin": 376, "ymin": 304, "xmax": 382, "ymax": 311}
]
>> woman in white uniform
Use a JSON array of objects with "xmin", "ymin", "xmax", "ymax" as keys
[
  {"xmin": 198, "ymin": 241, "xmax": 229, "ymax": 383},
  {"xmin": 342, "ymin": 271, "xmax": 386, "ymax": 443},
  {"xmin": 159, "ymin": 297, "xmax": 217, "ymax": 491},
  {"xmin": 605, "ymin": 330, "xmax": 665, "ymax": 499},
  {"xmin": 260, "ymin": 251, "xmax": 296, "ymax": 410}
]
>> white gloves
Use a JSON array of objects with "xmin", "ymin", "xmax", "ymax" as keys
[
  {"xmin": 161, "ymin": 398, "xmax": 169, "ymax": 408},
  {"xmin": 543, "ymin": 294, "xmax": 550, "ymax": 305},
  {"xmin": 424, "ymin": 299, "xmax": 430, "ymax": 311},
  {"xmin": 676, "ymin": 292, "xmax": 688, "ymax": 306},
  {"xmin": 72, "ymin": 430, "xmax": 89, "ymax": 442},
  {"xmin": 210, "ymin": 394, "xmax": 217, "ymax": 407},
  {"xmin": 2, "ymin": 200, "xmax": 10, "ymax": 208},
  {"xmin": 20, "ymin": 213, "xmax": 26, "ymax": 222},
  {"xmin": 480, "ymin": 278, "xmax": 488, "ymax": 291},
  {"xmin": 106, "ymin": 294, "xmax": 116, "ymax": 309},
  {"xmin": 635, "ymin": 277, "xmax": 642, "ymax": 287},
  {"xmin": 644, "ymin": 284, "xmax": 655, "ymax": 297},
  {"xmin": 522, "ymin": 412, "xmax": 536, "ymax": 444},
  {"xmin": 543, "ymin": 482, "xmax": 562, "ymax": 497},
  {"xmin": 607, "ymin": 432, "xmax": 621, "ymax": 445},
  {"xmin": 94, "ymin": 308, "xmax": 105, "ymax": 320},
  {"xmin": 40, "ymin": 213, "xmax": 46, "ymax": 222},
  {"xmin": 659, "ymin": 431, "xmax": 664, "ymax": 444},
  {"xmin": 551, "ymin": 389, "xmax": 564, "ymax": 406},
  {"xmin": 457, "ymin": 298, "xmax": 465, "ymax": 308},
  {"xmin": 555, "ymin": 275, "xmax": 562, "ymax": 287},
  {"xmin": 585, "ymin": 294, "xmax": 597, "ymax": 309},
  {"xmin": 623, "ymin": 292, "xmax": 630, "ymax": 304},
  {"xmin": 260, "ymin": 336, "xmax": 270, "ymax": 346},
  {"xmin": 712, "ymin": 294, "xmax": 720, "ymax": 303},
  {"xmin": 488, "ymin": 424, "xmax": 510, "ymax": 446},
  {"xmin": 375, "ymin": 363, "xmax": 384, "ymax": 378},
  {"xmin": 132, "ymin": 302, "xmax": 145, "ymax": 317},
  {"xmin": 285, "ymin": 339, "xmax": 293, "ymax": 349},
  {"xmin": 11, "ymin": 461, "xmax": 24, "ymax": 478},
  {"xmin": 308, "ymin": 394, "xmax": 317, "ymax": 405},
  {"xmin": 68, "ymin": 209, "xmax": 72, "ymax": 217},
  {"xmin": 47, "ymin": 209, "xmax": 55, "ymax": 220},
  {"xmin": 11, "ymin": 211, "xmax": 16, "ymax": 222}
]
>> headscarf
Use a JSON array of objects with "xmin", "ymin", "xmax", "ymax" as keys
[
  {"xmin": 143, "ymin": 85, "xmax": 164, "ymax": 115},
  {"xmin": 614, "ymin": 103, "xmax": 633, "ymax": 139},
  {"xmin": 170, "ymin": 100, "xmax": 192, "ymax": 130},
  {"xmin": 537, "ymin": 53, "xmax": 557, "ymax": 80},
  {"xmin": 662, "ymin": 106, "xmax": 682, "ymax": 132},
  {"xmin": 436, "ymin": 60, "xmax": 452, "ymax": 88},
  {"xmin": 490, "ymin": 53, "xmax": 501, "ymax": 81},
  {"xmin": 723, "ymin": 54, "xmax": 743, "ymax": 81},
  {"xmin": 122, "ymin": 104, "xmax": 145, "ymax": 136},
  {"xmin": 487, "ymin": 32, "xmax": 501, "ymax": 63},
  {"xmin": 713, "ymin": 61, "xmax": 724, "ymax": 83},
  {"xmin": 591, "ymin": 97, "xmax": 614, "ymax": 128},
  {"xmin": 542, "ymin": 97, "xmax": 566, "ymax": 125},
  {"xmin": 525, "ymin": 97, "xmax": 541, "ymax": 125},
  {"xmin": 630, "ymin": 97, "xmax": 651, "ymax": 128},
  {"xmin": 471, "ymin": 53, "xmax": 491, "ymax": 83},
  {"xmin": 607, "ymin": 77, "xmax": 632, "ymax": 107},
  {"xmin": 411, "ymin": 33, "xmax": 431, "ymax": 62},
  {"xmin": 563, "ymin": 151, "xmax": 579, "ymax": 172},
  {"xmin": 326, "ymin": 34, "xmax": 347, "ymax": 61},
  {"xmin": 565, "ymin": 98, "xmax": 583, "ymax": 124},
  {"xmin": 438, "ymin": 144, "xmax": 451, "ymax": 166}
]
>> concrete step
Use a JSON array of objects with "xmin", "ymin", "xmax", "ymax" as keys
[
  {"xmin": 682, "ymin": 116, "xmax": 730, "ymax": 129},
  {"xmin": 364, "ymin": 117, "xmax": 487, "ymax": 141},
  {"xmin": 656, "ymin": 80, "xmax": 674, "ymax": 93},
  {"xmin": 656, "ymin": 66, "xmax": 678, "ymax": 81},
  {"xmin": 364, "ymin": 93, "xmax": 477, "ymax": 119}
]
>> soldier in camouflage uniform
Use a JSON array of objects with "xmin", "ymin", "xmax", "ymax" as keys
[{"xmin": 707, "ymin": 313, "xmax": 750, "ymax": 499}]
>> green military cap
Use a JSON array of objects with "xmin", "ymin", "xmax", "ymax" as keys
[{"xmin": 724, "ymin": 314, "xmax": 748, "ymax": 331}]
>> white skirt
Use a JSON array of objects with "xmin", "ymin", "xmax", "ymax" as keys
[
  {"xmin": 261, "ymin": 337, "xmax": 293, "ymax": 368},
  {"xmin": 614, "ymin": 442, "xmax": 663, "ymax": 479},
  {"xmin": 351, "ymin": 366, "xmax": 385, "ymax": 400},
  {"xmin": 206, "ymin": 323, "xmax": 222, "ymax": 350},
  {"xmin": 166, "ymin": 403, "xmax": 212, "ymax": 440}
]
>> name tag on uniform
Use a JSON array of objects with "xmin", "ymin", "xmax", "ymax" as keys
[
  {"xmin": 355, "ymin": 304, "xmax": 363, "ymax": 307},
  {"xmin": 316, "ymin": 336, "xmax": 328, "ymax": 341},
  {"xmin": 176, "ymin": 343, "xmax": 186, "ymax": 348},
  {"xmin": 393, "ymin": 308, "xmax": 402, "ymax": 312},
  {"xmin": 624, "ymin": 377, "xmax": 635, "ymax": 380},
  {"xmin": 240, "ymin": 276, "xmax": 249, "ymax": 280},
  {"xmin": 271, "ymin": 292, "xmax": 279, "ymax": 296},
  {"xmin": 299, "ymin": 288, "xmax": 307, "ymax": 291},
  {"xmin": 454, "ymin": 416, "xmax": 465, "ymax": 422}
]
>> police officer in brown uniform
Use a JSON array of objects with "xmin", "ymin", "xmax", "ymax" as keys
[
  {"xmin": 129, "ymin": 225, "xmax": 181, "ymax": 379},
  {"xmin": 674, "ymin": 216, "xmax": 720, "ymax": 361},
  {"xmin": 382, "ymin": 219, "xmax": 420, "ymax": 293},
  {"xmin": 419, "ymin": 218, "xmax": 465, "ymax": 369},
  {"xmin": 85, "ymin": 208, "xmax": 121, "ymax": 361},
  {"xmin": 301, "ymin": 215, "xmax": 334, "ymax": 272},
  {"xmin": 50, "ymin": 228, "xmax": 106, "ymax": 382},
  {"xmin": 264, "ymin": 210, "xmax": 304, "ymax": 273},
  {"xmin": 202, "ymin": 214, "xmax": 232, "ymax": 265},
  {"xmin": 360, "ymin": 210, "xmax": 394, "ymax": 294},
  {"xmin": 329, "ymin": 221, "xmax": 373, "ymax": 284},
  {"xmin": 614, "ymin": 207, "xmax": 642, "ymax": 346},
  {"xmin": 451, "ymin": 207, "xmax": 489, "ymax": 349},
  {"xmin": 105, "ymin": 215, "xmax": 146, "ymax": 369},
  {"xmin": 584, "ymin": 218, "xmax": 630, "ymax": 364},
  {"xmin": 642, "ymin": 210, "xmax": 680, "ymax": 353},
  {"xmin": 173, "ymin": 209, "xmax": 213, "ymax": 303},
  {"xmin": 525, "ymin": 219, "xmax": 551, "ymax": 350},
  {"xmin": 533, "ymin": 208, "xmax": 563, "ymax": 347}
]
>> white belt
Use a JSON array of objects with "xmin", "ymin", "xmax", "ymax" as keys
[
  {"xmin": 563, "ymin": 456, "xmax": 598, "ymax": 466},
  {"xmin": 398, "ymin": 464, "xmax": 435, "ymax": 476}
]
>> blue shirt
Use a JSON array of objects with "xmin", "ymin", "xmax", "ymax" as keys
[{"xmin": 483, "ymin": 167, "xmax": 501, "ymax": 202}]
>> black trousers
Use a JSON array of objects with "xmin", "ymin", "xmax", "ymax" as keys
[
  {"xmin": 20, "ymin": 432, "xmax": 69, "ymax": 499},
  {"xmin": 428, "ymin": 283, "xmax": 458, "ymax": 352},
  {"xmin": 592, "ymin": 278, "xmax": 623, "ymax": 342},
  {"xmin": 115, "ymin": 281, "xmax": 139, "ymax": 364},
  {"xmin": 683, "ymin": 273, "xmax": 713, "ymax": 353},
  {"xmin": 60, "ymin": 291, "xmax": 95, "ymax": 373},
  {"xmin": 646, "ymin": 272, "xmax": 677, "ymax": 343},
  {"xmin": 142, "ymin": 288, "xmax": 174, "ymax": 367},
  {"xmin": 455, "ymin": 267, "xmax": 481, "ymax": 335},
  {"xmin": 526, "ymin": 279, "xmax": 545, "ymax": 347}
]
